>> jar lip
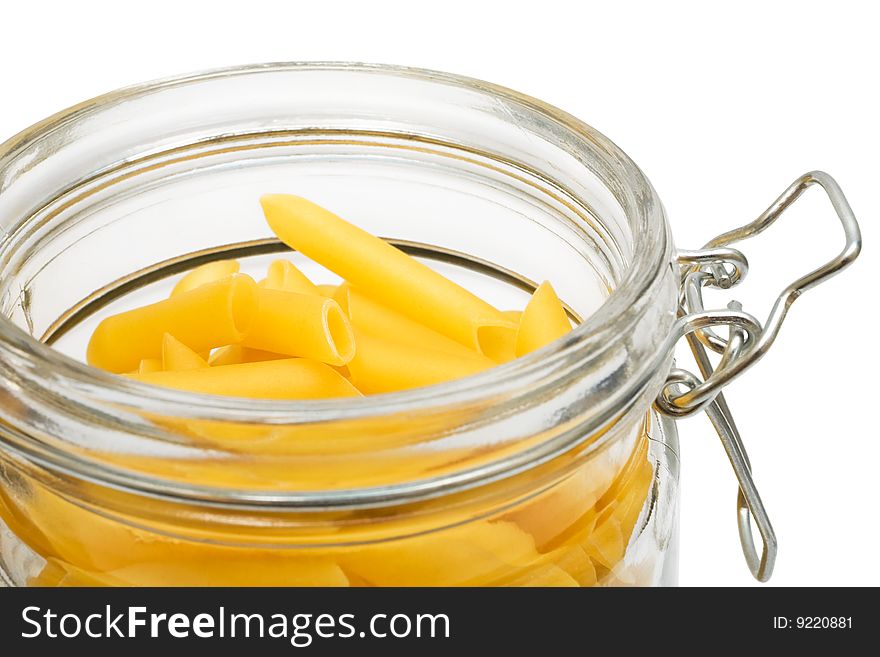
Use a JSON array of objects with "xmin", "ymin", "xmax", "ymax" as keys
[{"xmin": 0, "ymin": 62, "xmax": 673, "ymax": 505}]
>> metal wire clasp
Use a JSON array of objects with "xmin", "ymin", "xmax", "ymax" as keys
[{"xmin": 655, "ymin": 171, "xmax": 862, "ymax": 581}]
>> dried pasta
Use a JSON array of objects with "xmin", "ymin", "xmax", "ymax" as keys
[
  {"xmin": 260, "ymin": 194, "xmax": 510, "ymax": 350},
  {"xmin": 207, "ymin": 345, "xmax": 286, "ymax": 367},
  {"xmin": 243, "ymin": 288, "xmax": 355, "ymax": 366},
  {"xmin": 260, "ymin": 259, "xmax": 320, "ymax": 296},
  {"xmin": 335, "ymin": 283, "xmax": 478, "ymax": 359},
  {"xmin": 171, "ymin": 259, "xmax": 239, "ymax": 296},
  {"xmin": 89, "ymin": 197, "xmax": 574, "ymax": 398},
  {"xmin": 88, "ymin": 274, "xmax": 258, "ymax": 373},
  {"xmin": 161, "ymin": 333, "xmax": 208, "ymax": 371},
  {"xmin": 130, "ymin": 358, "xmax": 361, "ymax": 399},
  {"xmin": 515, "ymin": 281, "xmax": 572, "ymax": 356},
  {"xmin": 345, "ymin": 329, "xmax": 494, "ymax": 394}
]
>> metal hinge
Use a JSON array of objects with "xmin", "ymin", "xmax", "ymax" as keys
[{"xmin": 655, "ymin": 171, "xmax": 862, "ymax": 581}]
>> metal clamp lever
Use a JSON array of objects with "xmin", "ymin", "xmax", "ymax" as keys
[{"xmin": 655, "ymin": 171, "xmax": 862, "ymax": 581}]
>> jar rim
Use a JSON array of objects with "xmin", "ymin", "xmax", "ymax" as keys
[{"xmin": 0, "ymin": 62, "xmax": 674, "ymax": 506}]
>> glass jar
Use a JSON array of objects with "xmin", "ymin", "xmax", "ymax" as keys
[{"xmin": 0, "ymin": 63, "xmax": 857, "ymax": 587}]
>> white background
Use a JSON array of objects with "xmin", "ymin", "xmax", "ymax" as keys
[{"xmin": 1, "ymin": 0, "xmax": 876, "ymax": 586}]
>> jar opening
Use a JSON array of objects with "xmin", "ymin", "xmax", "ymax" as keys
[{"xmin": 0, "ymin": 63, "xmax": 677, "ymax": 506}]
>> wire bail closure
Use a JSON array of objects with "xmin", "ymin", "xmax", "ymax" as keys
[{"xmin": 655, "ymin": 171, "xmax": 862, "ymax": 581}]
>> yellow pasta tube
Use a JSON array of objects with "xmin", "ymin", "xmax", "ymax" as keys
[
  {"xmin": 584, "ymin": 506, "xmax": 625, "ymax": 570},
  {"xmin": 207, "ymin": 345, "xmax": 286, "ymax": 367},
  {"xmin": 505, "ymin": 464, "xmax": 607, "ymax": 551},
  {"xmin": 243, "ymin": 288, "xmax": 355, "ymax": 366},
  {"xmin": 340, "ymin": 520, "xmax": 540, "ymax": 586},
  {"xmin": 161, "ymin": 333, "xmax": 209, "ymax": 371},
  {"xmin": 551, "ymin": 545, "xmax": 598, "ymax": 587},
  {"xmin": 87, "ymin": 275, "xmax": 258, "ymax": 373},
  {"xmin": 336, "ymin": 283, "xmax": 480, "ymax": 359},
  {"xmin": 35, "ymin": 556, "xmax": 350, "ymax": 587},
  {"xmin": 346, "ymin": 329, "xmax": 494, "ymax": 394},
  {"xmin": 99, "ymin": 556, "xmax": 350, "ymax": 587},
  {"xmin": 137, "ymin": 358, "xmax": 163, "ymax": 374},
  {"xmin": 130, "ymin": 359, "xmax": 362, "ymax": 399},
  {"xmin": 261, "ymin": 259, "xmax": 320, "ymax": 295},
  {"xmin": 260, "ymin": 195, "xmax": 509, "ymax": 350},
  {"xmin": 515, "ymin": 281, "xmax": 573, "ymax": 356},
  {"xmin": 316, "ymin": 284, "xmax": 339, "ymax": 297},
  {"xmin": 171, "ymin": 259, "xmax": 239, "ymax": 297},
  {"xmin": 479, "ymin": 310, "xmax": 522, "ymax": 363}
]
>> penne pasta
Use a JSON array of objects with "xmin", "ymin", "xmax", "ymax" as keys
[
  {"xmin": 335, "ymin": 283, "xmax": 480, "ymax": 359},
  {"xmin": 207, "ymin": 345, "xmax": 287, "ymax": 367},
  {"xmin": 87, "ymin": 275, "xmax": 258, "ymax": 373},
  {"xmin": 515, "ymin": 281, "xmax": 572, "ymax": 356},
  {"xmin": 260, "ymin": 195, "xmax": 509, "ymax": 350},
  {"xmin": 14, "ymin": 481, "xmax": 352, "ymax": 586},
  {"xmin": 137, "ymin": 358, "xmax": 163, "ymax": 374},
  {"xmin": 546, "ymin": 546, "xmax": 598, "ymax": 587},
  {"xmin": 171, "ymin": 259, "xmax": 240, "ymax": 297},
  {"xmin": 504, "ymin": 462, "xmax": 609, "ymax": 551},
  {"xmin": 161, "ymin": 333, "xmax": 209, "ymax": 371},
  {"xmin": 339, "ymin": 520, "xmax": 540, "ymax": 586},
  {"xmin": 129, "ymin": 358, "xmax": 362, "ymax": 399},
  {"xmin": 87, "ymin": 195, "xmax": 578, "ymax": 404},
  {"xmin": 479, "ymin": 309, "xmax": 522, "ymax": 364},
  {"xmin": 243, "ymin": 288, "xmax": 355, "ymax": 366},
  {"xmin": 262, "ymin": 259, "xmax": 320, "ymax": 295},
  {"xmin": 345, "ymin": 329, "xmax": 494, "ymax": 394},
  {"xmin": 36, "ymin": 555, "xmax": 350, "ymax": 587}
]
